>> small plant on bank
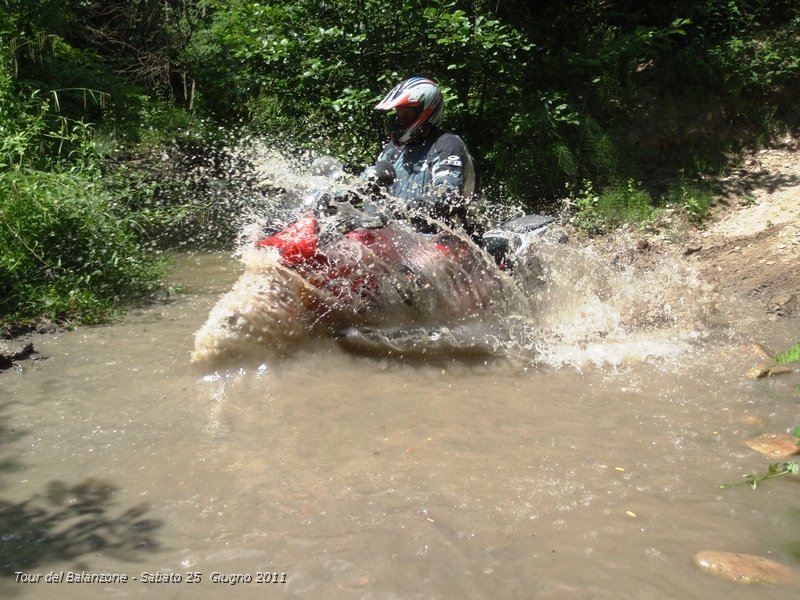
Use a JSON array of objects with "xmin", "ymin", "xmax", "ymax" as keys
[
  {"xmin": 775, "ymin": 341, "xmax": 800, "ymax": 366},
  {"xmin": 740, "ymin": 194, "xmax": 757, "ymax": 208},
  {"xmin": 573, "ymin": 178, "xmax": 654, "ymax": 234},
  {"xmin": 775, "ymin": 339, "xmax": 800, "ymax": 392},
  {"xmin": 666, "ymin": 177, "xmax": 715, "ymax": 224},
  {"xmin": 739, "ymin": 459, "xmax": 800, "ymax": 490},
  {"xmin": 718, "ymin": 427, "xmax": 800, "ymax": 490}
]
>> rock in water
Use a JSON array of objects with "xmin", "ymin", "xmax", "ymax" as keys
[
  {"xmin": 0, "ymin": 340, "xmax": 35, "ymax": 370},
  {"xmin": 737, "ymin": 341, "xmax": 773, "ymax": 361},
  {"xmin": 738, "ymin": 341, "xmax": 794, "ymax": 379},
  {"xmin": 743, "ymin": 433, "xmax": 800, "ymax": 458},
  {"xmin": 746, "ymin": 362, "xmax": 793, "ymax": 379},
  {"xmin": 693, "ymin": 551, "xmax": 800, "ymax": 585}
]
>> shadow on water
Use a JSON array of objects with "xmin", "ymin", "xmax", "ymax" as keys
[
  {"xmin": 0, "ymin": 479, "xmax": 162, "ymax": 573},
  {"xmin": 0, "ymin": 403, "xmax": 163, "ymax": 594}
]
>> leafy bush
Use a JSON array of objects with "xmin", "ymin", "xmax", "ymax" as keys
[
  {"xmin": 0, "ymin": 170, "xmax": 165, "ymax": 332},
  {"xmin": 0, "ymin": 52, "xmax": 164, "ymax": 333}
]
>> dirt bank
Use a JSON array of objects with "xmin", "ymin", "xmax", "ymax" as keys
[
  {"xmin": 585, "ymin": 139, "xmax": 800, "ymax": 318},
  {"xmin": 692, "ymin": 140, "xmax": 800, "ymax": 316}
]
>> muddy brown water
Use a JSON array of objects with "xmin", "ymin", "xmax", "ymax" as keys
[{"xmin": 2, "ymin": 250, "xmax": 800, "ymax": 600}]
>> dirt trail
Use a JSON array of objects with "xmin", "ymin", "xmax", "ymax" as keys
[{"xmin": 691, "ymin": 142, "xmax": 800, "ymax": 316}]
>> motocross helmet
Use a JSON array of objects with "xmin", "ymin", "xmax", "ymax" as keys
[{"xmin": 374, "ymin": 76, "xmax": 444, "ymax": 145}]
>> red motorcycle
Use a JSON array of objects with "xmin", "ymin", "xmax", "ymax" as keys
[{"xmin": 191, "ymin": 162, "xmax": 554, "ymax": 363}]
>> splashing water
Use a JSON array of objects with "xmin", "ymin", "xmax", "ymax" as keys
[
  {"xmin": 189, "ymin": 143, "xmax": 717, "ymax": 369},
  {"xmin": 511, "ymin": 234, "xmax": 717, "ymax": 368}
]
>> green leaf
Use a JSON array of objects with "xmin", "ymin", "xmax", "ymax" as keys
[{"xmin": 774, "ymin": 341, "xmax": 800, "ymax": 365}]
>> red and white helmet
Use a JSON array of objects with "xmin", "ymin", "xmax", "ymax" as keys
[{"xmin": 374, "ymin": 77, "xmax": 444, "ymax": 144}]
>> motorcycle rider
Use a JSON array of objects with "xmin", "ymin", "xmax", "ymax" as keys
[{"xmin": 365, "ymin": 76, "xmax": 477, "ymax": 235}]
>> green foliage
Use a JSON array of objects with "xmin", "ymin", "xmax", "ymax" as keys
[
  {"xmin": 186, "ymin": 0, "xmax": 546, "ymax": 175},
  {"xmin": 0, "ymin": 40, "xmax": 165, "ymax": 332},
  {"xmin": 667, "ymin": 178, "xmax": 715, "ymax": 224},
  {"xmin": 573, "ymin": 179, "xmax": 654, "ymax": 234},
  {"xmin": 0, "ymin": 43, "xmax": 111, "ymax": 172},
  {"xmin": 0, "ymin": 170, "xmax": 165, "ymax": 331},
  {"xmin": 188, "ymin": 0, "xmax": 388, "ymax": 165},
  {"xmin": 775, "ymin": 341, "xmax": 800, "ymax": 366},
  {"xmin": 738, "ymin": 460, "xmax": 800, "ymax": 491},
  {"xmin": 774, "ymin": 339, "xmax": 800, "ymax": 392},
  {"xmin": 4, "ymin": 0, "xmax": 800, "ymax": 214},
  {"xmin": 705, "ymin": 5, "xmax": 800, "ymax": 93},
  {"xmin": 177, "ymin": 1, "xmax": 799, "ymax": 210}
]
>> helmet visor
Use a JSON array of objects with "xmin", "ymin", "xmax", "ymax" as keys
[
  {"xmin": 385, "ymin": 106, "xmax": 422, "ymax": 139},
  {"xmin": 393, "ymin": 106, "xmax": 420, "ymax": 128}
]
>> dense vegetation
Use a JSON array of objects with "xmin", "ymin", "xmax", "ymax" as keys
[{"xmin": 2, "ymin": 0, "xmax": 799, "ymax": 332}]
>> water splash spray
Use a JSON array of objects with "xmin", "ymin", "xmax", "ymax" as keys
[
  {"xmin": 510, "ymin": 233, "xmax": 717, "ymax": 368},
  {"xmin": 189, "ymin": 143, "xmax": 717, "ymax": 369}
]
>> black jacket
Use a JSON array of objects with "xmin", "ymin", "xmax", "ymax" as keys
[{"xmin": 375, "ymin": 127, "xmax": 476, "ymax": 228}]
